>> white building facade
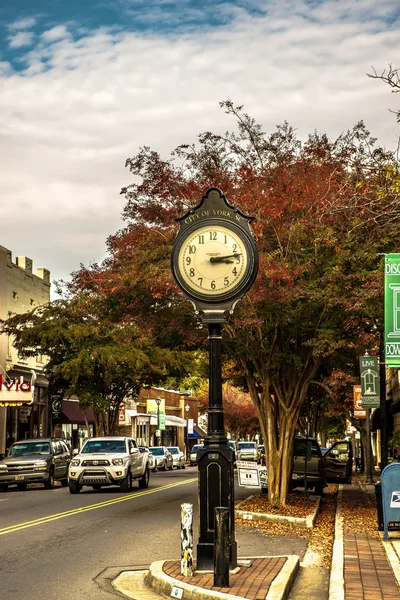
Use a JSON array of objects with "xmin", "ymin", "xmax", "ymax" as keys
[{"xmin": 0, "ymin": 245, "xmax": 50, "ymax": 456}]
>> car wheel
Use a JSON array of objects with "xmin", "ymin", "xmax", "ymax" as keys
[
  {"xmin": 182, "ymin": 463, "xmax": 186, "ymax": 469},
  {"xmin": 120, "ymin": 471, "xmax": 132, "ymax": 492},
  {"xmin": 17, "ymin": 483, "xmax": 28, "ymax": 491},
  {"xmin": 44, "ymin": 469, "xmax": 55, "ymax": 490},
  {"xmin": 139, "ymin": 468, "xmax": 150, "ymax": 489},
  {"xmin": 152, "ymin": 467, "xmax": 157, "ymax": 473},
  {"xmin": 0, "ymin": 484, "xmax": 8, "ymax": 492},
  {"xmin": 69, "ymin": 480, "xmax": 81, "ymax": 494},
  {"xmin": 61, "ymin": 478, "xmax": 69, "ymax": 487}
]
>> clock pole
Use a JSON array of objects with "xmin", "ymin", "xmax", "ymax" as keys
[
  {"xmin": 170, "ymin": 187, "xmax": 258, "ymax": 573},
  {"xmin": 196, "ymin": 317, "xmax": 237, "ymax": 571}
]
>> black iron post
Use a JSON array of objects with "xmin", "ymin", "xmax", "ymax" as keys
[
  {"xmin": 214, "ymin": 507, "xmax": 230, "ymax": 587},
  {"xmin": 365, "ymin": 408, "xmax": 374, "ymax": 484},
  {"xmin": 196, "ymin": 322, "xmax": 237, "ymax": 571},
  {"xmin": 185, "ymin": 404, "xmax": 190, "ymax": 460},
  {"xmin": 156, "ymin": 397, "xmax": 161, "ymax": 447},
  {"xmin": 379, "ymin": 337, "xmax": 388, "ymax": 470}
]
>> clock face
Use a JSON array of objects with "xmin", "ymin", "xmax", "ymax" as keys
[{"xmin": 175, "ymin": 224, "xmax": 250, "ymax": 299}]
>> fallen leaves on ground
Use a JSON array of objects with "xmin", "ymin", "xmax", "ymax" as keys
[
  {"xmin": 340, "ymin": 476, "xmax": 380, "ymax": 539},
  {"xmin": 235, "ymin": 474, "xmax": 380, "ymax": 569},
  {"xmin": 236, "ymin": 485, "xmax": 338, "ymax": 568}
]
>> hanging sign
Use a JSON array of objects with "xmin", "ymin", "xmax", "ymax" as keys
[
  {"xmin": 385, "ymin": 254, "xmax": 400, "ymax": 367},
  {"xmin": 0, "ymin": 373, "xmax": 35, "ymax": 406},
  {"xmin": 359, "ymin": 355, "xmax": 380, "ymax": 408},
  {"xmin": 353, "ymin": 385, "xmax": 366, "ymax": 418},
  {"xmin": 118, "ymin": 406, "xmax": 126, "ymax": 426}
]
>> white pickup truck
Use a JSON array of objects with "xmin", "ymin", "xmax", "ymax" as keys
[{"xmin": 68, "ymin": 436, "xmax": 150, "ymax": 494}]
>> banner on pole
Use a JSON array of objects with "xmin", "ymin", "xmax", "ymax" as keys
[
  {"xmin": 359, "ymin": 355, "xmax": 380, "ymax": 408},
  {"xmin": 353, "ymin": 385, "xmax": 366, "ymax": 418},
  {"xmin": 385, "ymin": 254, "xmax": 400, "ymax": 367}
]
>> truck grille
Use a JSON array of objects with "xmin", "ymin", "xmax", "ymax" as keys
[
  {"xmin": 7, "ymin": 463, "xmax": 36, "ymax": 473},
  {"xmin": 82, "ymin": 459, "xmax": 110, "ymax": 466}
]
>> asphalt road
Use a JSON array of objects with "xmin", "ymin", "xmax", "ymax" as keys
[{"xmin": 0, "ymin": 466, "xmax": 308, "ymax": 600}]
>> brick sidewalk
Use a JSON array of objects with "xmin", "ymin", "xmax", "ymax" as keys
[
  {"xmin": 163, "ymin": 557, "xmax": 287, "ymax": 600},
  {"xmin": 344, "ymin": 532, "xmax": 399, "ymax": 599}
]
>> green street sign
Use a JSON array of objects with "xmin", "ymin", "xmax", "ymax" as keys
[
  {"xmin": 359, "ymin": 355, "xmax": 380, "ymax": 408},
  {"xmin": 159, "ymin": 413, "xmax": 166, "ymax": 430},
  {"xmin": 385, "ymin": 254, "xmax": 400, "ymax": 367}
]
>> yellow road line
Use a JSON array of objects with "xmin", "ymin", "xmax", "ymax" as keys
[{"xmin": 0, "ymin": 477, "xmax": 197, "ymax": 536}]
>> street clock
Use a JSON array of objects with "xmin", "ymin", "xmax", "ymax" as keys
[{"xmin": 171, "ymin": 188, "xmax": 258, "ymax": 322}]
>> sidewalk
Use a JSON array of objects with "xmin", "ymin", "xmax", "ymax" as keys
[
  {"xmin": 113, "ymin": 483, "xmax": 400, "ymax": 600},
  {"xmin": 331, "ymin": 482, "xmax": 400, "ymax": 600}
]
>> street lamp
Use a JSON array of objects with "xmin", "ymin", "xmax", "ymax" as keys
[
  {"xmin": 155, "ymin": 397, "xmax": 162, "ymax": 446},
  {"xmin": 185, "ymin": 404, "xmax": 190, "ymax": 460}
]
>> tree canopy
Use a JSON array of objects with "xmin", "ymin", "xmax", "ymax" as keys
[{"xmin": 4, "ymin": 100, "xmax": 400, "ymax": 504}]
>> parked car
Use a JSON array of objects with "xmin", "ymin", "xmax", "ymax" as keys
[
  {"xmin": 258, "ymin": 444, "xmax": 266, "ymax": 465},
  {"xmin": 0, "ymin": 438, "xmax": 71, "ymax": 492},
  {"xmin": 228, "ymin": 440, "xmax": 237, "ymax": 464},
  {"xmin": 68, "ymin": 436, "xmax": 150, "ymax": 493},
  {"xmin": 237, "ymin": 441, "xmax": 260, "ymax": 463},
  {"xmin": 149, "ymin": 446, "xmax": 173, "ymax": 471},
  {"xmin": 138, "ymin": 446, "xmax": 156, "ymax": 472},
  {"xmin": 292, "ymin": 436, "xmax": 352, "ymax": 495},
  {"xmin": 189, "ymin": 444, "xmax": 204, "ymax": 466},
  {"xmin": 168, "ymin": 446, "xmax": 186, "ymax": 469}
]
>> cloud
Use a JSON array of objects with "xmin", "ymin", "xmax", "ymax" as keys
[
  {"xmin": 41, "ymin": 25, "xmax": 71, "ymax": 43},
  {"xmin": 0, "ymin": 0, "xmax": 399, "ymax": 292},
  {"xmin": 8, "ymin": 17, "xmax": 36, "ymax": 31},
  {"xmin": 8, "ymin": 31, "xmax": 34, "ymax": 49}
]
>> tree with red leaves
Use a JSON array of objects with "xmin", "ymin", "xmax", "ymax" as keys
[{"xmin": 67, "ymin": 101, "xmax": 399, "ymax": 505}]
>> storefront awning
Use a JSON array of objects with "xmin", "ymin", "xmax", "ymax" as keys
[
  {"xmin": 62, "ymin": 399, "xmax": 95, "ymax": 424},
  {"xmin": 126, "ymin": 412, "xmax": 186, "ymax": 427},
  {"xmin": 187, "ymin": 424, "xmax": 207, "ymax": 439}
]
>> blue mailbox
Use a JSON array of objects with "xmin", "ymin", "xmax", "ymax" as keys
[{"xmin": 381, "ymin": 462, "xmax": 400, "ymax": 541}]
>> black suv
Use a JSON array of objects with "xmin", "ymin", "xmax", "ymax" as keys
[
  {"xmin": 0, "ymin": 438, "xmax": 71, "ymax": 491},
  {"xmin": 292, "ymin": 436, "xmax": 353, "ymax": 495}
]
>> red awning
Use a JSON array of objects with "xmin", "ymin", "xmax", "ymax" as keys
[{"xmin": 62, "ymin": 400, "xmax": 95, "ymax": 424}]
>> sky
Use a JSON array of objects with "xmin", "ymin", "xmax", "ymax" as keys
[{"xmin": 0, "ymin": 0, "xmax": 399, "ymax": 296}]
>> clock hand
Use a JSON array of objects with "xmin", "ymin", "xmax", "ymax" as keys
[{"xmin": 209, "ymin": 253, "xmax": 242, "ymax": 264}]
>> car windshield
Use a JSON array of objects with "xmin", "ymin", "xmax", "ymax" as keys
[
  {"xmin": 169, "ymin": 447, "xmax": 179, "ymax": 454},
  {"xmin": 81, "ymin": 440, "xmax": 126, "ymax": 454},
  {"xmin": 191, "ymin": 445, "xmax": 202, "ymax": 453},
  {"xmin": 8, "ymin": 442, "xmax": 51, "ymax": 456},
  {"xmin": 294, "ymin": 439, "xmax": 321, "ymax": 458},
  {"xmin": 238, "ymin": 442, "xmax": 256, "ymax": 449},
  {"xmin": 149, "ymin": 447, "xmax": 164, "ymax": 456}
]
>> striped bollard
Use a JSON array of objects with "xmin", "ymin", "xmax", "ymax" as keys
[{"xmin": 181, "ymin": 503, "xmax": 194, "ymax": 577}]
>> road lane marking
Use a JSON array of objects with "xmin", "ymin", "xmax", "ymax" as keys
[{"xmin": 0, "ymin": 477, "xmax": 197, "ymax": 536}]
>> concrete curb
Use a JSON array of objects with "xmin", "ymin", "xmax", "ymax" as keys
[
  {"xmin": 265, "ymin": 555, "xmax": 299, "ymax": 600},
  {"xmin": 235, "ymin": 496, "xmax": 321, "ymax": 529},
  {"xmin": 328, "ymin": 484, "xmax": 344, "ymax": 600},
  {"xmin": 146, "ymin": 556, "xmax": 300, "ymax": 600},
  {"xmin": 146, "ymin": 560, "xmax": 248, "ymax": 600}
]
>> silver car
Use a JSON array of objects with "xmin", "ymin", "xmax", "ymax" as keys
[
  {"xmin": 189, "ymin": 444, "xmax": 204, "ymax": 466},
  {"xmin": 168, "ymin": 446, "xmax": 185, "ymax": 469},
  {"xmin": 149, "ymin": 446, "xmax": 173, "ymax": 471},
  {"xmin": 139, "ymin": 446, "xmax": 156, "ymax": 472}
]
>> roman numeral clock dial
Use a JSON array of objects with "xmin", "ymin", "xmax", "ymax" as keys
[{"xmin": 178, "ymin": 226, "xmax": 248, "ymax": 297}]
